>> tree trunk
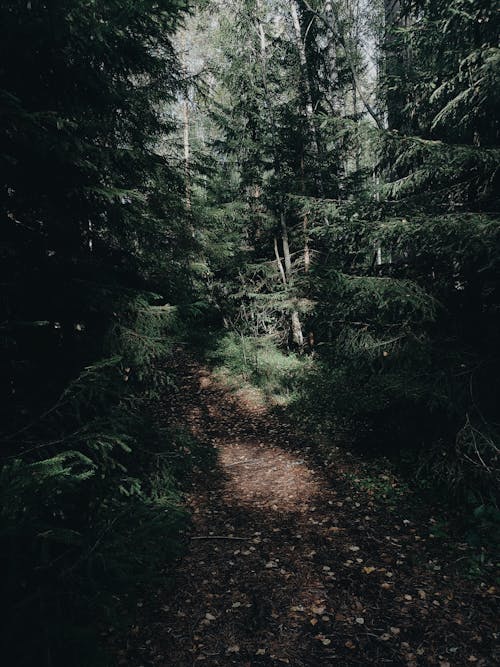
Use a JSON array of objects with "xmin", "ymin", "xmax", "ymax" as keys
[
  {"xmin": 299, "ymin": 154, "xmax": 311, "ymax": 274},
  {"xmin": 257, "ymin": 2, "xmax": 304, "ymax": 349},
  {"xmin": 181, "ymin": 30, "xmax": 192, "ymax": 213},
  {"xmin": 280, "ymin": 212, "xmax": 293, "ymax": 279},
  {"xmin": 303, "ymin": 218, "xmax": 311, "ymax": 273},
  {"xmin": 280, "ymin": 213, "xmax": 304, "ymax": 348},
  {"xmin": 183, "ymin": 96, "xmax": 191, "ymax": 211},
  {"xmin": 291, "ymin": 311, "xmax": 304, "ymax": 348},
  {"xmin": 324, "ymin": 0, "xmax": 339, "ymax": 114},
  {"xmin": 301, "ymin": 0, "xmax": 383, "ymax": 129},
  {"xmin": 384, "ymin": 0, "xmax": 403, "ymax": 129},
  {"xmin": 290, "ymin": 0, "xmax": 324, "ymax": 197},
  {"xmin": 273, "ymin": 235, "xmax": 287, "ymax": 286}
]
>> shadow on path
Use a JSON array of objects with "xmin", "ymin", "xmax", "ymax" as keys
[{"xmin": 121, "ymin": 353, "xmax": 498, "ymax": 666}]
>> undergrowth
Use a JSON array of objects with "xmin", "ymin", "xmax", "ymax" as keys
[
  {"xmin": 207, "ymin": 331, "xmax": 500, "ymax": 571},
  {"xmin": 0, "ymin": 299, "xmax": 216, "ymax": 665},
  {"xmin": 207, "ymin": 332, "xmax": 308, "ymax": 405}
]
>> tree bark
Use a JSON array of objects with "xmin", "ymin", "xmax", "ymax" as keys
[
  {"xmin": 183, "ymin": 96, "xmax": 191, "ymax": 211},
  {"xmin": 324, "ymin": 0, "xmax": 339, "ymax": 114},
  {"xmin": 181, "ymin": 30, "xmax": 192, "ymax": 212},
  {"xmin": 257, "ymin": 1, "xmax": 304, "ymax": 349},
  {"xmin": 290, "ymin": 0, "xmax": 324, "ymax": 197},
  {"xmin": 280, "ymin": 212, "xmax": 304, "ymax": 348},
  {"xmin": 273, "ymin": 235, "xmax": 287, "ymax": 286},
  {"xmin": 280, "ymin": 212, "xmax": 293, "ymax": 279},
  {"xmin": 291, "ymin": 311, "xmax": 305, "ymax": 347},
  {"xmin": 384, "ymin": 0, "xmax": 404, "ymax": 130},
  {"xmin": 301, "ymin": 0, "xmax": 384, "ymax": 129}
]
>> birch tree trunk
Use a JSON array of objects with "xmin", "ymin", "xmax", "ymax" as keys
[
  {"xmin": 274, "ymin": 235, "xmax": 287, "ymax": 286},
  {"xmin": 281, "ymin": 213, "xmax": 304, "ymax": 348}
]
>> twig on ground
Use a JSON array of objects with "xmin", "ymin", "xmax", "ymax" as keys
[{"xmin": 191, "ymin": 535, "xmax": 249, "ymax": 541}]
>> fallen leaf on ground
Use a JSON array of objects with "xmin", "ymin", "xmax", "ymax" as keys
[{"xmin": 311, "ymin": 605, "xmax": 326, "ymax": 615}]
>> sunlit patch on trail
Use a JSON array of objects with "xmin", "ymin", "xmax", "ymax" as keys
[
  {"xmin": 120, "ymin": 354, "xmax": 498, "ymax": 667},
  {"xmin": 219, "ymin": 440, "xmax": 321, "ymax": 511},
  {"xmin": 198, "ymin": 372, "xmax": 212, "ymax": 389}
]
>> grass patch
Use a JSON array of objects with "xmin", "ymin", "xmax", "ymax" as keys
[{"xmin": 207, "ymin": 333, "xmax": 308, "ymax": 405}]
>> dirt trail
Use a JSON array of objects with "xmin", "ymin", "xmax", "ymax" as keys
[{"xmin": 122, "ymin": 354, "xmax": 498, "ymax": 666}]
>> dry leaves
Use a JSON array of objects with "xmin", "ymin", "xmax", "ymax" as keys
[{"xmin": 116, "ymin": 353, "xmax": 499, "ymax": 667}]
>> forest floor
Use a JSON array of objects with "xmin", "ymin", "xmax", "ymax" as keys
[{"xmin": 118, "ymin": 351, "xmax": 499, "ymax": 666}]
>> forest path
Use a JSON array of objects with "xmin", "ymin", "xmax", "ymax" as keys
[{"xmin": 122, "ymin": 352, "xmax": 498, "ymax": 666}]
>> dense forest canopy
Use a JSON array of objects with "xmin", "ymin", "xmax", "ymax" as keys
[
  {"xmin": 185, "ymin": 0, "xmax": 499, "ymax": 492},
  {"xmin": 0, "ymin": 0, "xmax": 499, "ymax": 663}
]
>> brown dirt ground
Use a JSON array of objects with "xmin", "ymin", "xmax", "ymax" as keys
[{"xmin": 115, "ymin": 353, "xmax": 499, "ymax": 666}]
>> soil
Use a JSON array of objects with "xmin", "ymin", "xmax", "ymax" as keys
[{"xmin": 117, "ymin": 352, "xmax": 499, "ymax": 666}]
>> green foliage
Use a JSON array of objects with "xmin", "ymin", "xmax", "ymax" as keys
[
  {"xmin": 193, "ymin": 0, "xmax": 499, "ymax": 532},
  {"xmin": 0, "ymin": 0, "xmax": 204, "ymax": 663},
  {"xmin": 0, "ymin": 321, "xmax": 198, "ymax": 665},
  {"xmin": 2, "ymin": 0, "xmax": 499, "ymax": 657},
  {"xmin": 210, "ymin": 332, "xmax": 306, "ymax": 404},
  {"xmin": 289, "ymin": 0, "xmax": 500, "ymax": 522}
]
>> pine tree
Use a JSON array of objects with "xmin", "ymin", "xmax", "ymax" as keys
[{"xmin": 0, "ymin": 1, "xmax": 196, "ymax": 663}]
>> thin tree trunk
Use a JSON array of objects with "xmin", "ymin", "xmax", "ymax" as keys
[
  {"xmin": 181, "ymin": 30, "xmax": 192, "ymax": 212},
  {"xmin": 280, "ymin": 213, "xmax": 304, "ymax": 348},
  {"xmin": 290, "ymin": 0, "xmax": 324, "ymax": 197},
  {"xmin": 324, "ymin": 0, "xmax": 339, "ymax": 114},
  {"xmin": 303, "ymin": 218, "xmax": 311, "ymax": 273},
  {"xmin": 273, "ymin": 235, "xmax": 287, "ymax": 285},
  {"xmin": 280, "ymin": 212, "xmax": 292, "ymax": 279},
  {"xmin": 257, "ymin": 2, "xmax": 304, "ymax": 349},
  {"xmin": 183, "ymin": 96, "xmax": 191, "ymax": 211},
  {"xmin": 301, "ymin": 0, "xmax": 384, "ymax": 129},
  {"xmin": 302, "ymin": 213, "xmax": 313, "ymax": 348},
  {"xmin": 291, "ymin": 311, "xmax": 304, "ymax": 348},
  {"xmin": 299, "ymin": 144, "xmax": 315, "ymax": 349},
  {"xmin": 300, "ymin": 154, "xmax": 311, "ymax": 274},
  {"xmin": 384, "ymin": 0, "xmax": 403, "ymax": 129},
  {"xmin": 353, "ymin": 81, "xmax": 360, "ymax": 171}
]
